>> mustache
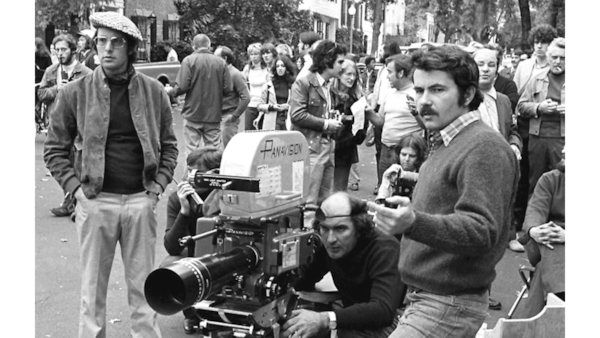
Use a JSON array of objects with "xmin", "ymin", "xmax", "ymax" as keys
[{"xmin": 419, "ymin": 106, "xmax": 439, "ymax": 117}]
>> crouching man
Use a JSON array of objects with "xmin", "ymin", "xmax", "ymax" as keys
[{"xmin": 283, "ymin": 192, "xmax": 403, "ymax": 338}]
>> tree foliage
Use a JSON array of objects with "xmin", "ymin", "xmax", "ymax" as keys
[
  {"xmin": 361, "ymin": 0, "xmax": 398, "ymax": 55},
  {"xmin": 174, "ymin": 0, "xmax": 312, "ymax": 68},
  {"xmin": 35, "ymin": 0, "xmax": 104, "ymax": 35},
  {"xmin": 336, "ymin": 27, "xmax": 366, "ymax": 55}
]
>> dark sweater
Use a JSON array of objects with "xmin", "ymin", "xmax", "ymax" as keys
[
  {"xmin": 400, "ymin": 121, "xmax": 519, "ymax": 295},
  {"xmin": 102, "ymin": 78, "xmax": 145, "ymax": 194},
  {"xmin": 295, "ymin": 231, "xmax": 402, "ymax": 330}
]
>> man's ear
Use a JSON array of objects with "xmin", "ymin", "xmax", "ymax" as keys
[{"xmin": 464, "ymin": 86, "xmax": 476, "ymax": 106}]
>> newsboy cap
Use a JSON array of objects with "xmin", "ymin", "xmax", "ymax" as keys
[
  {"xmin": 299, "ymin": 31, "xmax": 320, "ymax": 46},
  {"xmin": 90, "ymin": 12, "xmax": 143, "ymax": 42}
]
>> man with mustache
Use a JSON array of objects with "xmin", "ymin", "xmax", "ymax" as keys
[
  {"xmin": 38, "ymin": 34, "xmax": 92, "ymax": 217},
  {"xmin": 44, "ymin": 12, "xmax": 178, "ymax": 338},
  {"xmin": 517, "ymin": 37, "xmax": 565, "ymax": 197},
  {"xmin": 367, "ymin": 45, "xmax": 519, "ymax": 338}
]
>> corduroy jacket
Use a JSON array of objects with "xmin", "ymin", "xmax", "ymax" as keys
[{"xmin": 43, "ymin": 66, "xmax": 178, "ymax": 199}]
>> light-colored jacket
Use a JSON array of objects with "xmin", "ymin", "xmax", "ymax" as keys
[{"xmin": 516, "ymin": 69, "xmax": 565, "ymax": 137}]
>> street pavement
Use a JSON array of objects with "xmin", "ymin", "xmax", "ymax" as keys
[{"xmin": 35, "ymin": 106, "xmax": 531, "ymax": 337}]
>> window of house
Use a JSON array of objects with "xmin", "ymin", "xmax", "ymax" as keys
[
  {"xmin": 163, "ymin": 20, "xmax": 179, "ymax": 41},
  {"xmin": 131, "ymin": 16, "xmax": 148, "ymax": 61}
]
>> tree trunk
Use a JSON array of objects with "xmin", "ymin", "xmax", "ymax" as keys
[
  {"xmin": 548, "ymin": 0, "xmax": 559, "ymax": 28},
  {"xmin": 473, "ymin": 0, "xmax": 490, "ymax": 42},
  {"xmin": 518, "ymin": 0, "xmax": 531, "ymax": 51},
  {"xmin": 558, "ymin": 0, "xmax": 567, "ymax": 38},
  {"xmin": 370, "ymin": 0, "xmax": 383, "ymax": 56}
]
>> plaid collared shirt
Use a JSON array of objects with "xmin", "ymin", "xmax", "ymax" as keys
[{"xmin": 439, "ymin": 111, "xmax": 480, "ymax": 146}]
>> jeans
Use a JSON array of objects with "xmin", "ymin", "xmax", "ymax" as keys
[
  {"xmin": 74, "ymin": 191, "xmax": 162, "ymax": 338},
  {"xmin": 303, "ymin": 138, "xmax": 335, "ymax": 228},
  {"xmin": 388, "ymin": 289, "xmax": 488, "ymax": 338},
  {"xmin": 528, "ymin": 135, "xmax": 564, "ymax": 197}
]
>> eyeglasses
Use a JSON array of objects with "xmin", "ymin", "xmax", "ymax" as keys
[{"xmin": 94, "ymin": 36, "xmax": 127, "ymax": 49}]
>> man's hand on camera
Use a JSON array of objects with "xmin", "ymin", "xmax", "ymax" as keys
[
  {"xmin": 281, "ymin": 309, "xmax": 328, "ymax": 338},
  {"xmin": 325, "ymin": 119, "xmax": 343, "ymax": 133},
  {"xmin": 177, "ymin": 181, "xmax": 195, "ymax": 215}
]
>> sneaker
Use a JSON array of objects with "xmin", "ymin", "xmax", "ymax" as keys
[
  {"xmin": 508, "ymin": 239, "xmax": 525, "ymax": 252},
  {"xmin": 489, "ymin": 297, "xmax": 502, "ymax": 310},
  {"xmin": 348, "ymin": 183, "xmax": 359, "ymax": 191}
]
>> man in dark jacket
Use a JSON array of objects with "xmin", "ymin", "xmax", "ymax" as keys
[
  {"xmin": 289, "ymin": 40, "xmax": 346, "ymax": 227},
  {"xmin": 169, "ymin": 34, "xmax": 231, "ymax": 155}
]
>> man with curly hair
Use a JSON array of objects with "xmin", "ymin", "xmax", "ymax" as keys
[{"xmin": 512, "ymin": 24, "xmax": 558, "ymax": 232}]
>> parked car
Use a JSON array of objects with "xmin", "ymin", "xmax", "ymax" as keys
[{"xmin": 133, "ymin": 61, "xmax": 180, "ymax": 86}]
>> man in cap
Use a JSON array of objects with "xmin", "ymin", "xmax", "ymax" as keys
[
  {"xmin": 44, "ymin": 11, "xmax": 178, "ymax": 338},
  {"xmin": 297, "ymin": 31, "xmax": 321, "ymax": 79}
]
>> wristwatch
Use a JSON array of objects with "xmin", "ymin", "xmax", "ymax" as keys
[{"xmin": 327, "ymin": 311, "xmax": 337, "ymax": 330}]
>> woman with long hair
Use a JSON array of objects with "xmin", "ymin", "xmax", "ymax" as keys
[
  {"xmin": 255, "ymin": 55, "xmax": 297, "ymax": 130},
  {"xmin": 242, "ymin": 43, "xmax": 270, "ymax": 131},
  {"xmin": 330, "ymin": 59, "xmax": 369, "ymax": 192},
  {"xmin": 260, "ymin": 42, "xmax": 278, "ymax": 69}
]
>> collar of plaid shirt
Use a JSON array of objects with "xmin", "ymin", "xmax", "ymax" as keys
[{"xmin": 439, "ymin": 110, "xmax": 480, "ymax": 147}]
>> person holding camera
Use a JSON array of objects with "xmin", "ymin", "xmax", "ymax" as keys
[
  {"xmin": 375, "ymin": 133, "xmax": 427, "ymax": 202},
  {"xmin": 38, "ymin": 34, "xmax": 92, "ymax": 217},
  {"xmin": 283, "ymin": 192, "xmax": 403, "ymax": 338},
  {"xmin": 289, "ymin": 40, "xmax": 347, "ymax": 227},
  {"xmin": 367, "ymin": 46, "xmax": 519, "ymax": 338},
  {"xmin": 330, "ymin": 59, "xmax": 368, "ymax": 192},
  {"xmin": 44, "ymin": 12, "xmax": 178, "ymax": 337},
  {"xmin": 364, "ymin": 54, "xmax": 425, "ymax": 191},
  {"xmin": 161, "ymin": 147, "xmax": 223, "ymax": 334}
]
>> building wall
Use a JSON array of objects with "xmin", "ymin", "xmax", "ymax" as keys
[
  {"xmin": 300, "ymin": 0, "xmax": 341, "ymax": 42},
  {"xmin": 124, "ymin": 0, "xmax": 180, "ymax": 61}
]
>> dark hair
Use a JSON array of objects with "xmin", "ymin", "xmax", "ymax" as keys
[
  {"xmin": 309, "ymin": 40, "xmax": 347, "ymax": 73},
  {"xmin": 411, "ymin": 45, "xmax": 483, "ymax": 111},
  {"xmin": 78, "ymin": 34, "xmax": 92, "ymax": 50},
  {"xmin": 529, "ymin": 24, "xmax": 558, "ymax": 45},
  {"xmin": 271, "ymin": 55, "xmax": 297, "ymax": 85},
  {"xmin": 217, "ymin": 45, "xmax": 235, "ymax": 65},
  {"xmin": 186, "ymin": 147, "xmax": 223, "ymax": 171},
  {"xmin": 364, "ymin": 56, "xmax": 375, "ymax": 66},
  {"xmin": 35, "ymin": 37, "xmax": 50, "ymax": 57},
  {"xmin": 52, "ymin": 34, "xmax": 78, "ymax": 53},
  {"xmin": 163, "ymin": 41, "xmax": 172, "ymax": 48},
  {"xmin": 514, "ymin": 48, "xmax": 523, "ymax": 56},
  {"xmin": 313, "ymin": 192, "xmax": 374, "ymax": 239},
  {"xmin": 394, "ymin": 133, "xmax": 427, "ymax": 171},
  {"xmin": 261, "ymin": 43, "xmax": 278, "ymax": 58},
  {"xmin": 380, "ymin": 41, "xmax": 401, "ymax": 63},
  {"xmin": 385, "ymin": 54, "xmax": 414, "ymax": 78}
]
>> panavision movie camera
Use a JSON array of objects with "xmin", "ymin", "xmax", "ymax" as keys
[{"xmin": 144, "ymin": 131, "xmax": 321, "ymax": 337}]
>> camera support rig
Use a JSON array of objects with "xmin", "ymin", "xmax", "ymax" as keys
[{"xmin": 145, "ymin": 131, "xmax": 322, "ymax": 337}]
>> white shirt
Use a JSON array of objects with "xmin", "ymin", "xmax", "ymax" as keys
[
  {"xmin": 477, "ymin": 87, "xmax": 500, "ymax": 132},
  {"xmin": 167, "ymin": 49, "xmax": 178, "ymax": 62}
]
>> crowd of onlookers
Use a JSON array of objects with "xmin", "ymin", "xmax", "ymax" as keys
[{"xmin": 35, "ymin": 12, "xmax": 565, "ymax": 336}]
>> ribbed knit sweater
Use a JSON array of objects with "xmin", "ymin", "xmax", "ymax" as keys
[{"xmin": 399, "ymin": 121, "xmax": 519, "ymax": 295}]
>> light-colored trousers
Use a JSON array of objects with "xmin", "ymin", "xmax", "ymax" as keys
[
  {"xmin": 74, "ymin": 191, "xmax": 162, "ymax": 338},
  {"xmin": 304, "ymin": 139, "xmax": 335, "ymax": 228},
  {"xmin": 183, "ymin": 119, "xmax": 221, "ymax": 159}
]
